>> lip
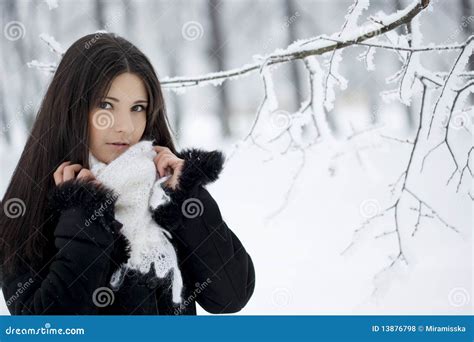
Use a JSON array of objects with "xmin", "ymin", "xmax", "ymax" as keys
[{"xmin": 107, "ymin": 142, "xmax": 130, "ymax": 150}]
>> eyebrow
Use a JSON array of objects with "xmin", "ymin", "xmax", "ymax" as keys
[{"xmin": 104, "ymin": 96, "xmax": 148, "ymax": 104}]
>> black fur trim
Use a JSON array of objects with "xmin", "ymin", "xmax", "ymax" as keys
[
  {"xmin": 47, "ymin": 179, "xmax": 131, "ymax": 271},
  {"xmin": 108, "ymin": 231, "xmax": 131, "ymax": 272},
  {"xmin": 174, "ymin": 148, "xmax": 225, "ymax": 191},
  {"xmin": 151, "ymin": 148, "xmax": 225, "ymax": 231},
  {"xmin": 47, "ymin": 179, "xmax": 118, "ymax": 225}
]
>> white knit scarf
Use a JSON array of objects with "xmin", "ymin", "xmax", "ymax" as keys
[{"xmin": 89, "ymin": 140, "xmax": 183, "ymax": 304}]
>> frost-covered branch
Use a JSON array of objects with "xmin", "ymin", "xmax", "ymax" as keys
[
  {"xmin": 341, "ymin": 76, "xmax": 462, "ymax": 295},
  {"xmin": 159, "ymin": 0, "xmax": 430, "ymax": 89},
  {"xmin": 427, "ymin": 36, "xmax": 473, "ymax": 138},
  {"xmin": 421, "ymin": 79, "xmax": 474, "ymax": 185}
]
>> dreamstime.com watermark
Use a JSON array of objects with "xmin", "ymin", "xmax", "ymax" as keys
[
  {"xmin": 84, "ymin": 10, "xmax": 124, "ymax": 49},
  {"xmin": 84, "ymin": 192, "xmax": 118, "ymax": 227},
  {"xmin": 4, "ymin": 323, "xmax": 85, "ymax": 336},
  {"xmin": 174, "ymin": 277, "xmax": 212, "ymax": 315},
  {"xmin": 5, "ymin": 277, "xmax": 34, "ymax": 306}
]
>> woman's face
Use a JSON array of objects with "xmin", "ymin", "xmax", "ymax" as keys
[{"xmin": 88, "ymin": 72, "xmax": 148, "ymax": 164}]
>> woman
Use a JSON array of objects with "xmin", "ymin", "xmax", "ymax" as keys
[{"xmin": 0, "ymin": 33, "xmax": 255, "ymax": 315}]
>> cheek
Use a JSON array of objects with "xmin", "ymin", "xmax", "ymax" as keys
[
  {"xmin": 133, "ymin": 113, "xmax": 147, "ymax": 136},
  {"xmin": 89, "ymin": 112, "xmax": 101, "ymax": 143},
  {"xmin": 89, "ymin": 125, "xmax": 104, "ymax": 147},
  {"xmin": 88, "ymin": 116, "xmax": 109, "ymax": 158}
]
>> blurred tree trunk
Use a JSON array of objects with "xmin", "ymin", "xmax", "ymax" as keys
[
  {"xmin": 168, "ymin": 61, "xmax": 183, "ymax": 138},
  {"xmin": 461, "ymin": 0, "xmax": 473, "ymax": 35},
  {"xmin": 123, "ymin": 0, "xmax": 135, "ymax": 40},
  {"xmin": 2, "ymin": 0, "xmax": 28, "ymax": 142},
  {"xmin": 0, "ymin": 71, "xmax": 8, "ymax": 144},
  {"xmin": 152, "ymin": 1, "xmax": 184, "ymax": 138},
  {"xmin": 207, "ymin": 0, "xmax": 231, "ymax": 138},
  {"xmin": 25, "ymin": 0, "xmax": 41, "ymax": 129},
  {"xmin": 284, "ymin": 0, "xmax": 303, "ymax": 110},
  {"xmin": 95, "ymin": 0, "xmax": 105, "ymax": 29},
  {"xmin": 461, "ymin": 0, "xmax": 473, "ymax": 98}
]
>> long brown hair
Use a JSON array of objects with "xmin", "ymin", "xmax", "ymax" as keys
[{"xmin": 0, "ymin": 33, "xmax": 176, "ymax": 277}]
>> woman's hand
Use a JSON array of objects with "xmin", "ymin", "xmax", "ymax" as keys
[
  {"xmin": 153, "ymin": 146, "xmax": 184, "ymax": 190},
  {"xmin": 53, "ymin": 161, "xmax": 100, "ymax": 186}
]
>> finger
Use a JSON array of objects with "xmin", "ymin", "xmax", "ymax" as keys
[
  {"xmin": 153, "ymin": 147, "xmax": 171, "ymax": 159},
  {"xmin": 77, "ymin": 169, "xmax": 94, "ymax": 181},
  {"xmin": 164, "ymin": 171, "xmax": 179, "ymax": 190},
  {"xmin": 157, "ymin": 155, "xmax": 173, "ymax": 178},
  {"xmin": 154, "ymin": 146, "xmax": 173, "ymax": 160},
  {"xmin": 154, "ymin": 152, "xmax": 171, "ymax": 176},
  {"xmin": 53, "ymin": 161, "xmax": 71, "ymax": 185},
  {"xmin": 79, "ymin": 170, "xmax": 101, "ymax": 185},
  {"xmin": 63, "ymin": 164, "xmax": 83, "ymax": 182},
  {"xmin": 153, "ymin": 151, "xmax": 167, "ymax": 165},
  {"xmin": 153, "ymin": 145, "xmax": 170, "ymax": 153},
  {"xmin": 153, "ymin": 153, "xmax": 163, "ymax": 176},
  {"xmin": 157, "ymin": 155, "xmax": 174, "ymax": 177}
]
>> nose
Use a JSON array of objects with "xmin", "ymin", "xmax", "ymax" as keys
[{"xmin": 113, "ymin": 110, "xmax": 135, "ymax": 134}]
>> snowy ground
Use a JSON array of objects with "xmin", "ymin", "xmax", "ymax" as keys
[{"xmin": 202, "ymin": 125, "xmax": 471, "ymax": 315}]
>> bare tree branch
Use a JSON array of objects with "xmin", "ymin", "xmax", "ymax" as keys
[{"xmin": 159, "ymin": 0, "xmax": 431, "ymax": 89}]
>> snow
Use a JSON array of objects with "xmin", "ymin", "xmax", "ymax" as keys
[
  {"xmin": 39, "ymin": 33, "xmax": 65, "ymax": 56},
  {"xmin": 161, "ymin": 62, "xmax": 259, "ymax": 91},
  {"xmin": 339, "ymin": 0, "xmax": 370, "ymax": 40},
  {"xmin": 362, "ymin": 47, "xmax": 376, "ymax": 71},
  {"xmin": 432, "ymin": 37, "xmax": 473, "ymax": 121},
  {"xmin": 26, "ymin": 60, "xmax": 57, "ymax": 74},
  {"xmin": 305, "ymin": 56, "xmax": 333, "ymax": 140},
  {"xmin": 260, "ymin": 67, "xmax": 279, "ymax": 115},
  {"xmin": 43, "ymin": 0, "xmax": 58, "ymax": 10},
  {"xmin": 203, "ymin": 112, "xmax": 471, "ymax": 314},
  {"xmin": 323, "ymin": 51, "xmax": 348, "ymax": 111},
  {"xmin": 399, "ymin": 52, "xmax": 419, "ymax": 106},
  {"xmin": 374, "ymin": 0, "xmax": 420, "ymax": 25}
]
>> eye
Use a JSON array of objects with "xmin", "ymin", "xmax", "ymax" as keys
[
  {"xmin": 98, "ymin": 101, "xmax": 113, "ymax": 110},
  {"xmin": 131, "ymin": 104, "xmax": 146, "ymax": 112}
]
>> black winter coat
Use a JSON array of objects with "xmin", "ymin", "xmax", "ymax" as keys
[{"xmin": 1, "ymin": 148, "xmax": 255, "ymax": 315}]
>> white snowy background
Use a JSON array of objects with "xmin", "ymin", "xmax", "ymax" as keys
[{"xmin": 0, "ymin": 0, "xmax": 472, "ymax": 315}]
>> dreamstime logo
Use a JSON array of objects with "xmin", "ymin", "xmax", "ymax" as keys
[
  {"xmin": 261, "ymin": 11, "xmax": 300, "ymax": 52},
  {"xmin": 84, "ymin": 11, "xmax": 123, "ymax": 49},
  {"xmin": 181, "ymin": 198, "xmax": 204, "ymax": 218},
  {"xmin": 359, "ymin": 199, "xmax": 381, "ymax": 219},
  {"xmin": 3, "ymin": 198, "xmax": 26, "ymax": 219},
  {"xmin": 4, "ymin": 21, "xmax": 26, "ymax": 41},
  {"xmin": 84, "ymin": 192, "xmax": 118, "ymax": 227},
  {"xmin": 1, "ymin": 101, "xmax": 34, "ymax": 136},
  {"xmin": 271, "ymin": 110, "xmax": 292, "ymax": 130},
  {"xmin": 282, "ymin": 11, "xmax": 300, "ymax": 29},
  {"xmin": 6, "ymin": 278, "xmax": 34, "ymax": 306},
  {"xmin": 448, "ymin": 287, "xmax": 470, "ymax": 307},
  {"xmin": 92, "ymin": 287, "xmax": 114, "ymax": 307},
  {"xmin": 272, "ymin": 288, "xmax": 291, "ymax": 307},
  {"xmin": 443, "ymin": 111, "xmax": 471, "ymax": 130},
  {"xmin": 181, "ymin": 21, "xmax": 204, "ymax": 41},
  {"xmin": 442, "ymin": 15, "xmax": 474, "ymax": 45},
  {"xmin": 92, "ymin": 110, "xmax": 114, "ymax": 130},
  {"xmin": 174, "ymin": 278, "xmax": 212, "ymax": 315}
]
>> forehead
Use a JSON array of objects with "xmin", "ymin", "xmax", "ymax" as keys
[{"xmin": 107, "ymin": 72, "xmax": 147, "ymax": 101}]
